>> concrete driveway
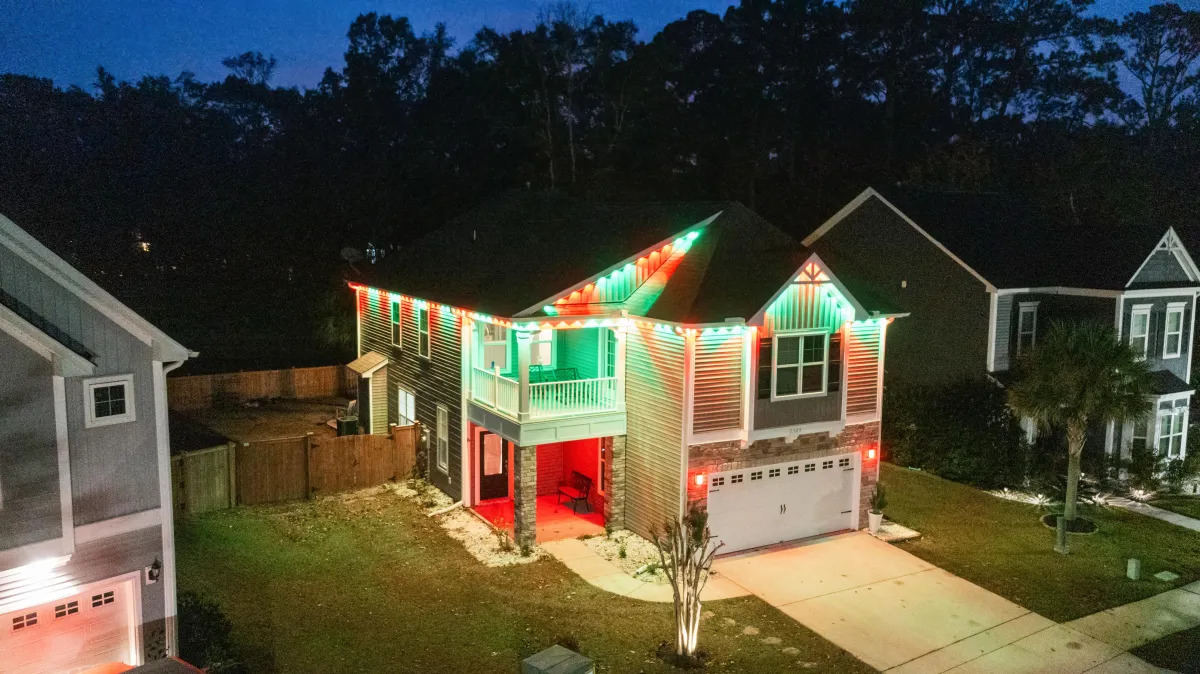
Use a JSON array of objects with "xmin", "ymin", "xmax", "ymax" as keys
[{"xmin": 711, "ymin": 532, "xmax": 1163, "ymax": 673}]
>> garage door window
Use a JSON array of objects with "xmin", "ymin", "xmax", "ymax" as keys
[
  {"xmin": 822, "ymin": 460, "xmax": 833, "ymax": 469},
  {"xmin": 772, "ymin": 332, "xmax": 828, "ymax": 399},
  {"xmin": 804, "ymin": 463, "xmax": 815, "ymax": 472},
  {"xmin": 12, "ymin": 612, "xmax": 37, "ymax": 630},
  {"xmin": 91, "ymin": 591, "xmax": 115, "ymax": 608},
  {"xmin": 730, "ymin": 474, "xmax": 743, "ymax": 484},
  {"xmin": 55, "ymin": 601, "xmax": 79, "ymax": 618}
]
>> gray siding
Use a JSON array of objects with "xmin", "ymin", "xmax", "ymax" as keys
[
  {"xmin": 1121, "ymin": 294, "xmax": 1194, "ymax": 383},
  {"xmin": 624, "ymin": 324, "xmax": 684, "ymax": 538},
  {"xmin": 996, "ymin": 293, "xmax": 1115, "ymax": 372},
  {"xmin": 359, "ymin": 289, "xmax": 463, "ymax": 499},
  {"xmin": 993, "ymin": 294, "xmax": 1013, "ymax": 371},
  {"xmin": 0, "ymin": 329, "xmax": 62, "ymax": 551},
  {"xmin": 1132, "ymin": 250, "xmax": 1191, "ymax": 285},
  {"xmin": 0, "ymin": 244, "xmax": 162, "ymax": 525},
  {"xmin": 754, "ymin": 389, "xmax": 841, "ymax": 427},
  {"xmin": 813, "ymin": 196, "xmax": 991, "ymax": 386}
]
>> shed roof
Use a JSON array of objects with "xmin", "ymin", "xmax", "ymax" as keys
[{"xmin": 1148, "ymin": 370, "xmax": 1194, "ymax": 396}]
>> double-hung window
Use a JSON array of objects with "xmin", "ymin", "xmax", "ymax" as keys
[
  {"xmin": 1157, "ymin": 399, "xmax": 1188, "ymax": 458},
  {"xmin": 481, "ymin": 324, "xmax": 509, "ymax": 371},
  {"xmin": 772, "ymin": 331, "xmax": 828, "ymax": 399},
  {"xmin": 397, "ymin": 388, "xmax": 416, "ymax": 426},
  {"xmin": 1129, "ymin": 305, "xmax": 1151, "ymax": 358},
  {"xmin": 390, "ymin": 299, "xmax": 402, "ymax": 347},
  {"xmin": 436, "ymin": 404, "xmax": 449, "ymax": 472},
  {"xmin": 531, "ymin": 328, "xmax": 555, "ymax": 367},
  {"xmin": 417, "ymin": 306, "xmax": 431, "ymax": 359},
  {"xmin": 83, "ymin": 374, "xmax": 136, "ymax": 428},
  {"xmin": 1017, "ymin": 302, "xmax": 1038, "ymax": 354},
  {"xmin": 603, "ymin": 329, "xmax": 617, "ymax": 378},
  {"xmin": 1164, "ymin": 303, "xmax": 1185, "ymax": 359}
]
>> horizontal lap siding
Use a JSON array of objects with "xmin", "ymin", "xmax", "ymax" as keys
[
  {"xmin": 624, "ymin": 325, "xmax": 684, "ymax": 538},
  {"xmin": 358, "ymin": 288, "xmax": 464, "ymax": 499},
  {"xmin": 370, "ymin": 366, "xmax": 389, "ymax": 435},
  {"xmin": 846, "ymin": 322, "xmax": 881, "ymax": 418},
  {"xmin": 693, "ymin": 332, "xmax": 743, "ymax": 433},
  {"xmin": 993, "ymin": 295, "xmax": 1013, "ymax": 372}
]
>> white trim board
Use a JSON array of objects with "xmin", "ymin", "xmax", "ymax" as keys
[
  {"xmin": 74, "ymin": 509, "xmax": 163, "ymax": 546},
  {"xmin": 1127, "ymin": 228, "xmax": 1200, "ymax": 287},
  {"xmin": 0, "ymin": 213, "xmax": 192, "ymax": 361},
  {"xmin": 802, "ymin": 187, "xmax": 996, "ymax": 292},
  {"xmin": 748, "ymin": 252, "xmax": 868, "ymax": 325}
]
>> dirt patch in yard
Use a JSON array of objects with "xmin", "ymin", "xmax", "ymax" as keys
[{"xmin": 173, "ymin": 397, "xmax": 347, "ymax": 443}]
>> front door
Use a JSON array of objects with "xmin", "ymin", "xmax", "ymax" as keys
[{"xmin": 478, "ymin": 431, "xmax": 509, "ymax": 501}]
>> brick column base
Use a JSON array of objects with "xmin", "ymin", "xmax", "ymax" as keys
[
  {"xmin": 514, "ymin": 444, "xmax": 538, "ymax": 548},
  {"xmin": 603, "ymin": 435, "xmax": 626, "ymax": 529}
]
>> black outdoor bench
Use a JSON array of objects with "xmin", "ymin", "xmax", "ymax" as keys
[{"xmin": 557, "ymin": 470, "xmax": 593, "ymax": 514}]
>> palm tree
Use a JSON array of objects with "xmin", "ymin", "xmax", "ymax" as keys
[{"xmin": 1009, "ymin": 321, "xmax": 1153, "ymax": 525}]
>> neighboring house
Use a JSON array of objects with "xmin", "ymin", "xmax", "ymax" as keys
[
  {"xmin": 804, "ymin": 187, "xmax": 1200, "ymax": 463},
  {"xmin": 347, "ymin": 193, "xmax": 902, "ymax": 555},
  {"xmin": 0, "ymin": 214, "xmax": 193, "ymax": 673}
]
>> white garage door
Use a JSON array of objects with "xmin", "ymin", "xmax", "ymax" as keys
[
  {"xmin": 0, "ymin": 581, "xmax": 137, "ymax": 674},
  {"xmin": 707, "ymin": 451, "xmax": 859, "ymax": 554}
]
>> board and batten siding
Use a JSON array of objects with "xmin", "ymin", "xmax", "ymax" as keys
[
  {"xmin": 0, "ymin": 328, "xmax": 62, "ymax": 552},
  {"xmin": 845, "ymin": 321, "xmax": 882, "ymax": 420},
  {"xmin": 692, "ymin": 331, "xmax": 743, "ymax": 433},
  {"xmin": 357, "ymin": 287, "xmax": 463, "ymax": 499},
  {"xmin": 624, "ymin": 324, "xmax": 685, "ymax": 539},
  {"xmin": 0, "ymin": 244, "xmax": 162, "ymax": 525},
  {"xmin": 754, "ymin": 279, "xmax": 846, "ymax": 429}
]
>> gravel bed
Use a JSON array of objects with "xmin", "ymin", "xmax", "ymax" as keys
[{"xmin": 583, "ymin": 530, "xmax": 669, "ymax": 584}]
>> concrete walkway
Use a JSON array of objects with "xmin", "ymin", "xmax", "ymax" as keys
[
  {"xmin": 1108, "ymin": 497, "xmax": 1200, "ymax": 533},
  {"xmin": 540, "ymin": 538, "xmax": 749, "ymax": 603}
]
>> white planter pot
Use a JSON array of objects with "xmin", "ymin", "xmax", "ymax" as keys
[{"xmin": 868, "ymin": 510, "xmax": 884, "ymax": 534}]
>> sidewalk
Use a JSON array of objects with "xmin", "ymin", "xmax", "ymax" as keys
[{"xmin": 1108, "ymin": 497, "xmax": 1200, "ymax": 533}]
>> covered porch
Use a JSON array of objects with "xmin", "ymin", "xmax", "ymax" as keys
[{"xmin": 467, "ymin": 423, "xmax": 612, "ymax": 545}]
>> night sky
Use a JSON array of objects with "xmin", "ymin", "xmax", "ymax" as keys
[{"xmin": 1, "ymin": 0, "xmax": 1174, "ymax": 90}]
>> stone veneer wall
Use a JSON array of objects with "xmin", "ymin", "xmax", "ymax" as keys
[
  {"xmin": 603, "ymin": 436, "xmax": 626, "ymax": 528},
  {"xmin": 686, "ymin": 422, "xmax": 880, "ymax": 529},
  {"xmin": 514, "ymin": 444, "xmax": 538, "ymax": 547}
]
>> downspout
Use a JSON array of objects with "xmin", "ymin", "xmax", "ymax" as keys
[{"xmin": 156, "ymin": 357, "xmax": 189, "ymax": 658}]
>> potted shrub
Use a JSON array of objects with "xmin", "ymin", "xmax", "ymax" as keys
[{"xmin": 868, "ymin": 483, "xmax": 887, "ymax": 534}]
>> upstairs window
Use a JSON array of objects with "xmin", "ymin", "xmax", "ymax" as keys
[
  {"xmin": 417, "ymin": 306, "xmax": 431, "ymax": 359},
  {"xmin": 481, "ymin": 324, "xmax": 509, "ymax": 371},
  {"xmin": 1164, "ymin": 303, "xmax": 1185, "ymax": 359},
  {"xmin": 390, "ymin": 299, "xmax": 402, "ymax": 347},
  {"xmin": 84, "ymin": 375, "xmax": 136, "ymax": 428},
  {"xmin": 773, "ymin": 332, "xmax": 827, "ymax": 399},
  {"xmin": 1129, "ymin": 305, "xmax": 1151, "ymax": 358},
  {"xmin": 531, "ymin": 328, "xmax": 556, "ymax": 367},
  {"xmin": 1017, "ymin": 303, "xmax": 1038, "ymax": 354}
]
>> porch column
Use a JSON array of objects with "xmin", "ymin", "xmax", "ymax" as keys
[
  {"xmin": 614, "ymin": 326, "xmax": 627, "ymax": 412},
  {"xmin": 513, "ymin": 444, "xmax": 538, "ymax": 549},
  {"xmin": 604, "ymin": 435, "xmax": 627, "ymax": 529},
  {"xmin": 516, "ymin": 329, "xmax": 532, "ymax": 422}
]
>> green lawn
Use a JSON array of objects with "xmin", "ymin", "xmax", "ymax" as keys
[
  {"xmin": 1150, "ymin": 495, "xmax": 1200, "ymax": 520},
  {"xmin": 881, "ymin": 463, "xmax": 1200, "ymax": 622},
  {"xmin": 176, "ymin": 489, "xmax": 872, "ymax": 674}
]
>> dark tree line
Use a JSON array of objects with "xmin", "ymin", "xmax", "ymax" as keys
[{"xmin": 1, "ymin": 1, "xmax": 1197, "ymax": 369}]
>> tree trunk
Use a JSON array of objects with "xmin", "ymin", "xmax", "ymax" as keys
[{"xmin": 1065, "ymin": 422, "xmax": 1086, "ymax": 522}]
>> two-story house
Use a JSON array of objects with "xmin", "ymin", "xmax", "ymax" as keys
[
  {"xmin": 347, "ymin": 193, "xmax": 903, "ymax": 555},
  {"xmin": 0, "ymin": 214, "xmax": 192, "ymax": 673},
  {"xmin": 804, "ymin": 187, "xmax": 1199, "ymax": 464}
]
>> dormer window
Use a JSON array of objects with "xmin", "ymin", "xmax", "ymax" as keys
[{"xmin": 83, "ymin": 375, "xmax": 136, "ymax": 428}]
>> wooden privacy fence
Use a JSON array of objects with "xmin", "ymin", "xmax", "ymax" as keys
[
  {"xmin": 168, "ymin": 365, "xmax": 358, "ymax": 410},
  {"xmin": 171, "ymin": 424, "xmax": 421, "ymax": 515}
]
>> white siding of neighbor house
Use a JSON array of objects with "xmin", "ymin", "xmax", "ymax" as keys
[
  {"xmin": 993, "ymin": 294, "xmax": 1014, "ymax": 372},
  {"xmin": 692, "ymin": 331, "xmax": 743, "ymax": 434},
  {"xmin": 624, "ymin": 324, "xmax": 685, "ymax": 538},
  {"xmin": 370, "ymin": 366, "xmax": 389, "ymax": 435}
]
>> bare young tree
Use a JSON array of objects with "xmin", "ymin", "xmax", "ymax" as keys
[{"xmin": 653, "ymin": 507, "xmax": 723, "ymax": 659}]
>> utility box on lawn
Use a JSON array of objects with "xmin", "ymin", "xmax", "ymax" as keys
[{"xmin": 522, "ymin": 645, "xmax": 594, "ymax": 674}]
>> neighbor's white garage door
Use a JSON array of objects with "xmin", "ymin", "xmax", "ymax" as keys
[
  {"xmin": 0, "ymin": 581, "xmax": 137, "ymax": 674},
  {"xmin": 707, "ymin": 451, "xmax": 859, "ymax": 554}
]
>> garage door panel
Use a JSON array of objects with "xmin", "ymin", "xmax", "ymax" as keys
[
  {"xmin": 707, "ymin": 452, "xmax": 859, "ymax": 554},
  {"xmin": 0, "ymin": 581, "xmax": 136, "ymax": 674}
]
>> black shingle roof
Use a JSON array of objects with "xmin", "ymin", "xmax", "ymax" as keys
[
  {"xmin": 1148, "ymin": 370, "xmax": 1194, "ymax": 396},
  {"xmin": 353, "ymin": 192, "xmax": 897, "ymax": 322},
  {"xmin": 874, "ymin": 188, "xmax": 1169, "ymax": 290}
]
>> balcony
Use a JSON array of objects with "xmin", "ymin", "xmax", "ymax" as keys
[{"xmin": 467, "ymin": 325, "xmax": 626, "ymax": 446}]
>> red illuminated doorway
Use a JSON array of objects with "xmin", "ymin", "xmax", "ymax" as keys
[{"xmin": 478, "ymin": 430, "xmax": 510, "ymax": 501}]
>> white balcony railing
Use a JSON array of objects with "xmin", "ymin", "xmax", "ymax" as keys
[
  {"xmin": 529, "ymin": 376, "xmax": 619, "ymax": 420},
  {"xmin": 471, "ymin": 369, "xmax": 619, "ymax": 421}
]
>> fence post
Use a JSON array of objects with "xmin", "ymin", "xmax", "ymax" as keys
[
  {"xmin": 304, "ymin": 433, "xmax": 313, "ymax": 499},
  {"xmin": 227, "ymin": 441, "xmax": 238, "ymax": 508}
]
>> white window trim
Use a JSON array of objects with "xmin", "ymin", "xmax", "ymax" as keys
[
  {"xmin": 1016, "ymin": 302, "xmax": 1039, "ymax": 355},
  {"xmin": 417, "ymin": 306, "xmax": 431, "ymax": 359},
  {"xmin": 397, "ymin": 387, "xmax": 416, "ymax": 427},
  {"xmin": 771, "ymin": 330, "xmax": 829, "ymax": 401},
  {"xmin": 1163, "ymin": 302, "xmax": 1186, "ymax": 359},
  {"xmin": 480, "ymin": 324, "xmax": 510, "ymax": 372},
  {"xmin": 1156, "ymin": 403, "xmax": 1188, "ymax": 458},
  {"xmin": 390, "ymin": 298, "xmax": 402, "ymax": 348},
  {"xmin": 436, "ymin": 404, "xmax": 449, "ymax": 473},
  {"xmin": 83, "ymin": 374, "xmax": 137, "ymax": 428},
  {"xmin": 1129, "ymin": 304, "xmax": 1152, "ymax": 359}
]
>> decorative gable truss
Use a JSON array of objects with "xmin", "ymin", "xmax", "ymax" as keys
[{"xmin": 1128, "ymin": 228, "xmax": 1200, "ymax": 287}]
